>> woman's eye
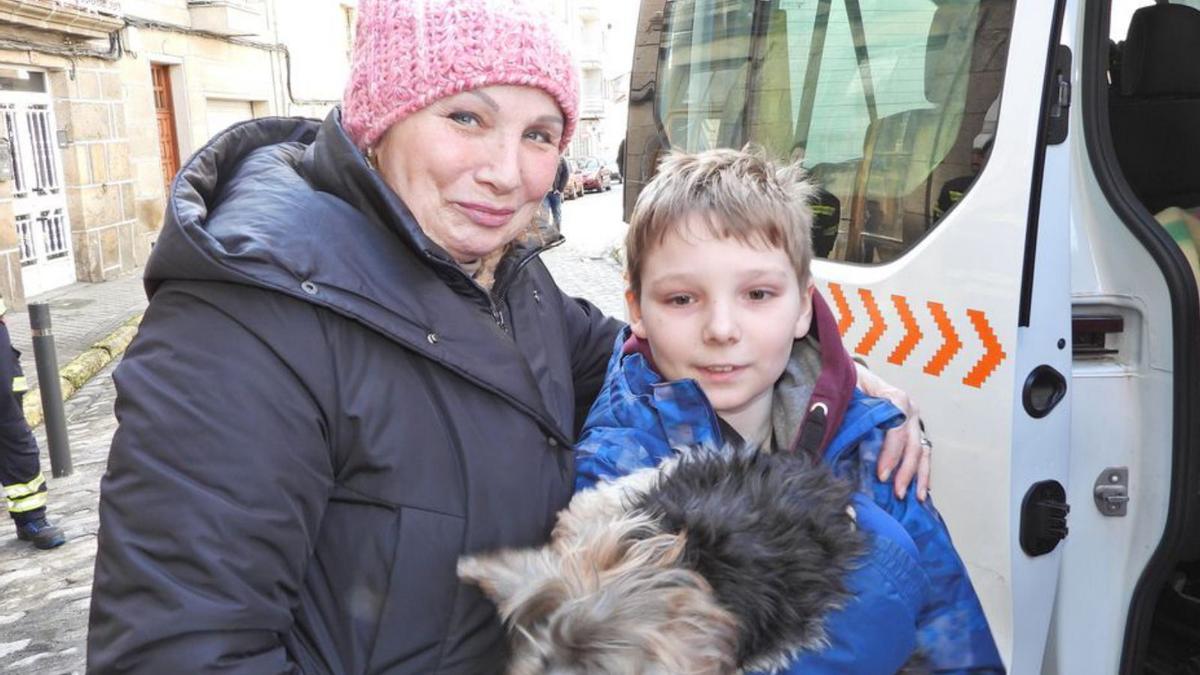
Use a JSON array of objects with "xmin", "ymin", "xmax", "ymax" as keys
[
  {"xmin": 449, "ymin": 111, "xmax": 481, "ymax": 127},
  {"xmin": 747, "ymin": 289, "xmax": 774, "ymax": 301},
  {"xmin": 667, "ymin": 295, "xmax": 693, "ymax": 307},
  {"xmin": 525, "ymin": 129, "xmax": 554, "ymax": 144}
]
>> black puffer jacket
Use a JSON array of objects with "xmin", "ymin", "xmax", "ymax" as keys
[{"xmin": 87, "ymin": 110, "xmax": 621, "ymax": 674}]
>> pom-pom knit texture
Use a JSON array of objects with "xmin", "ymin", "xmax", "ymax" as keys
[{"xmin": 343, "ymin": 0, "xmax": 580, "ymax": 151}]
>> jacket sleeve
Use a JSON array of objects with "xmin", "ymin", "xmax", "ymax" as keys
[
  {"xmin": 840, "ymin": 415, "xmax": 1004, "ymax": 673},
  {"xmin": 87, "ymin": 284, "xmax": 334, "ymax": 674},
  {"xmin": 559, "ymin": 292, "xmax": 623, "ymax": 437},
  {"xmin": 874, "ymin": 483, "xmax": 1007, "ymax": 673}
]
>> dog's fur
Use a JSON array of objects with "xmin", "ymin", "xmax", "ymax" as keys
[{"xmin": 458, "ymin": 450, "xmax": 865, "ymax": 674}]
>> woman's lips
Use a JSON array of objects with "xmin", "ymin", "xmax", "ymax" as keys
[{"xmin": 455, "ymin": 202, "xmax": 516, "ymax": 228}]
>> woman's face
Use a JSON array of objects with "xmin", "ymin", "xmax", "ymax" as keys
[{"xmin": 374, "ymin": 85, "xmax": 565, "ymax": 263}]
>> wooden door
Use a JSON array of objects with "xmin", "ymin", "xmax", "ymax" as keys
[{"xmin": 152, "ymin": 64, "xmax": 180, "ymax": 195}]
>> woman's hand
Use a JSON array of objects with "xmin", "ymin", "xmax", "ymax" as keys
[{"xmin": 855, "ymin": 362, "xmax": 931, "ymax": 501}]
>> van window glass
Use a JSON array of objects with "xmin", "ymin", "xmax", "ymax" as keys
[
  {"xmin": 1111, "ymin": 0, "xmax": 1200, "ymax": 40},
  {"xmin": 1107, "ymin": 1, "xmax": 1200, "ymax": 280},
  {"xmin": 655, "ymin": 0, "xmax": 1013, "ymax": 263}
]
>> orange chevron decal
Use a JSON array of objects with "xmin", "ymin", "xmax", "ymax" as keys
[
  {"xmin": 923, "ymin": 301, "xmax": 962, "ymax": 376},
  {"xmin": 854, "ymin": 288, "xmax": 887, "ymax": 356},
  {"xmin": 887, "ymin": 294, "xmax": 922, "ymax": 366},
  {"xmin": 963, "ymin": 309, "xmax": 1006, "ymax": 388},
  {"xmin": 828, "ymin": 283, "xmax": 854, "ymax": 336}
]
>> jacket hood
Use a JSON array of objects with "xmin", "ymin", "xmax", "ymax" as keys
[{"xmin": 145, "ymin": 109, "xmax": 568, "ymax": 430}]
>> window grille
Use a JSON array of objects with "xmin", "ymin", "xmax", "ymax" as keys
[
  {"xmin": 15, "ymin": 215, "xmax": 36, "ymax": 265},
  {"xmin": 38, "ymin": 209, "xmax": 70, "ymax": 260},
  {"xmin": 26, "ymin": 106, "xmax": 58, "ymax": 193},
  {"xmin": 1, "ymin": 106, "xmax": 26, "ymax": 197}
]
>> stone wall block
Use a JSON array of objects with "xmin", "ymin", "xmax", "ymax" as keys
[
  {"xmin": 111, "ymin": 101, "xmax": 126, "ymax": 139},
  {"xmin": 100, "ymin": 72, "xmax": 122, "ymax": 101},
  {"xmin": 66, "ymin": 102, "xmax": 111, "ymax": 143},
  {"xmin": 133, "ymin": 157, "xmax": 161, "ymax": 197},
  {"xmin": 71, "ymin": 230, "xmax": 100, "ymax": 282},
  {"xmin": 73, "ymin": 184, "xmax": 122, "ymax": 228},
  {"xmin": 136, "ymin": 195, "xmax": 165, "ymax": 234},
  {"xmin": 76, "ymin": 145, "xmax": 95, "ymax": 185},
  {"xmin": 134, "ymin": 229, "xmax": 153, "ymax": 265},
  {"xmin": 89, "ymin": 144, "xmax": 108, "ymax": 183},
  {"xmin": 0, "ymin": 201, "xmax": 16, "ymax": 250},
  {"xmin": 117, "ymin": 221, "xmax": 134, "ymax": 274},
  {"xmin": 95, "ymin": 184, "xmax": 122, "ymax": 226},
  {"xmin": 46, "ymin": 71, "xmax": 77, "ymax": 100},
  {"xmin": 60, "ymin": 145, "xmax": 83, "ymax": 186},
  {"xmin": 77, "ymin": 72, "xmax": 102, "ymax": 100},
  {"xmin": 119, "ymin": 181, "xmax": 135, "ymax": 220},
  {"xmin": 99, "ymin": 226, "xmax": 120, "ymax": 272},
  {"xmin": 108, "ymin": 142, "xmax": 132, "ymax": 181},
  {"xmin": 53, "ymin": 98, "xmax": 71, "ymax": 131},
  {"xmin": 0, "ymin": 252, "xmax": 24, "ymax": 311},
  {"xmin": 64, "ymin": 186, "xmax": 85, "ymax": 227}
]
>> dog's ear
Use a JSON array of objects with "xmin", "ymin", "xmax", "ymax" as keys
[{"xmin": 458, "ymin": 549, "xmax": 565, "ymax": 627}]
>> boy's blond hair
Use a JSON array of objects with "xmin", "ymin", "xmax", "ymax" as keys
[{"xmin": 625, "ymin": 147, "xmax": 817, "ymax": 296}]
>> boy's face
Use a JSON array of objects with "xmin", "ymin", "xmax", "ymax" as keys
[{"xmin": 626, "ymin": 214, "xmax": 813, "ymax": 420}]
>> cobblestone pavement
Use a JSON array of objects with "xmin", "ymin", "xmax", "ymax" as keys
[
  {"xmin": 0, "ymin": 359, "xmax": 118, "ymax": 674},
  {"xmin": 543, "ymin": 187, "xmax": 629, "ymax": 321},
  {"xmin": 0, "ymin": 190, "xmax": 629, "ymax": 673}
]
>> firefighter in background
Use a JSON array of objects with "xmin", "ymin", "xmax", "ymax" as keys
[{"xmin": 0, "ymin": 298, "xmax": 65, "ymax": 549}]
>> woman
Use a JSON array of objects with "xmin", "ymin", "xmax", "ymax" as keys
[{"xmin": 87, "ymin": 0, "xmax": 929, "ymax": 672}]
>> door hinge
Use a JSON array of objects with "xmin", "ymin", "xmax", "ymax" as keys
[{"xmin": 1094, "ymin": 467, "xmax": 1129, "ymax": 517}]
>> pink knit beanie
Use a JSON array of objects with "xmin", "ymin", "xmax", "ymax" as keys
[{"xmin": 342, "ymin": 0, "xmax": 580, "ymax": 152}]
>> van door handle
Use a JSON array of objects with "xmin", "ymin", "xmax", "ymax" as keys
[{"xmin": 1023, "ymin": 365, "xmax": 1067, "ymax": 418}]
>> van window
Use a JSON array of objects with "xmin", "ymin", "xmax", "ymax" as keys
[
  {"xmin": 1107, "ymin": 1, "xmax": 1200, "ymax": 278},
  {"xmin": 1111, "ymin": 0, "xmax": 1200, "ymax": 40},
  {"xmin": 655, "ymin": 0, "xmax": 1013, "ymax": 263}
]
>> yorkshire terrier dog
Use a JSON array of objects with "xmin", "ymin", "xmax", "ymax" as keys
[{"xmin": 458, "ymin": 450, "xmax": 865, "ymax": 675}]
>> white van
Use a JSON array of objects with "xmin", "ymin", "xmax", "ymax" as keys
[{"xmin": 622, "ymin": 0, "xmax": 1200, "ymax": 672}]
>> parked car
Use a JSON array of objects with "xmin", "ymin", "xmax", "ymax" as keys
[
  {"xmin": 606, "ymin": 160, "xmax": 622, "ymax": 184},
  {"xmin": 579, "ymin": 157, "xmax": 612, "ymax": 192},
  {"xmin": 563, "ymin": 159, "xmax": 585, "ymax": 200}
]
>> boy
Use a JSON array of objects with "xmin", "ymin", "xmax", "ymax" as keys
[{"xmin": 574, "ymin": 148, "xmax": 1004, "ymax": 673}]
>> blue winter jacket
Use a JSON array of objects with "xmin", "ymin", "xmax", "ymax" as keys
[{"xmin": 574, "ymin": 327, "xmax": 1005, "ymax": 674}]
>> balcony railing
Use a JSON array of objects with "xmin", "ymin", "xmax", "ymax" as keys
[
  {"xmin": 54, "ymin": 0, "xmax": 120, "ymax": 13},
  {"xmin": 0, "ymin": 0, "xmax": 124, "ymax": 38},
  {"xmin": 187, "ymin": 0, "xmax": 265, "ymax": 37}
]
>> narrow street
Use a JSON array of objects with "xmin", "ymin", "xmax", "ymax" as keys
[
  {"xmin": 542, "ymin": 185, "xmax": 629, "ymax": 321},
  {"xmin": 0, "ymin": 187, "xmax": 630, "ymax": 673}
]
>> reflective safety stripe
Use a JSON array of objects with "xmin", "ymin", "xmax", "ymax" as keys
[
  {"xmin": 7, "ymin": 490, "xmax": 47, "ymax": 513},
  {"xmin": 3, "ymin": 473, "xmax": 46, "ymax": 499},
  {"xmin": 12, "ymin": 375, "xmax": 27, "ymax": 393}
]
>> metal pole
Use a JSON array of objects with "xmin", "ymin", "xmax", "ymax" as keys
[{"xmin": 28, "ymin": 303, "xmax": 71, "ymax": 477}]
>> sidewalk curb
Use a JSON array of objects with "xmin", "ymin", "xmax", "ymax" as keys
[{"xmin": 22, "ymin": 313, "xmax": 143, "ymax": 429}]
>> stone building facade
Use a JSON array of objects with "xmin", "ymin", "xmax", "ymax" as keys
[{"xmin": 0, "ymin": 0, "xmax": 354, "ymax": 308}]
